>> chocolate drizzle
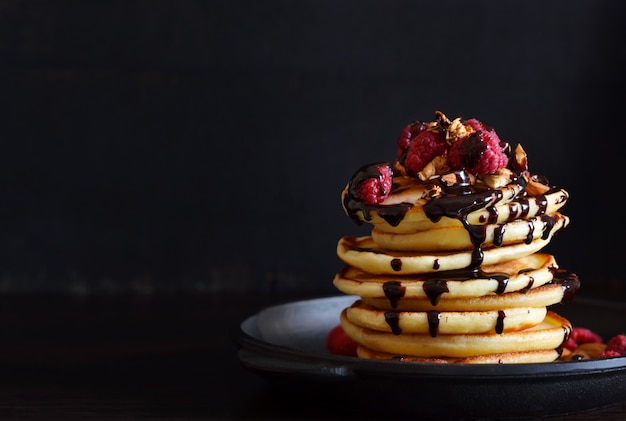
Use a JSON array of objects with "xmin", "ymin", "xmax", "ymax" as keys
[
  {"xmin": 423, "ymin": 267, "xmax": 510, "ymax": 304},
  {"xmin": 423, "ymin": 279, "xmax": 450, "ymax": 306},
  {"xmin": 422, "ymin": 171, "xmax": 516, "ymax": 269},
  {"xmin": 493, "ymin": 224, "xmax": 506, "ymax": 246},
  {"xmin": 551, "ymin": 268, "xmax": 581, "ymax": 303},
  {"xmin": 427, "ymin": 311, "xmax": 441, "ymax": 337},
  {"xmin": 384, "ymin": 311, "xmax": 402, "ymax": 335},
  {"xmin": 383, "ymin": 281, "xmax": 406, "ymax": 309},
  {"xmin": 496, "ymin": 310, "xmax": 506, "ymax": 334}
]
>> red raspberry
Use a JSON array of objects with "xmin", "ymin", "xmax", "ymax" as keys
[
  {"xmin": 398, "ymin": 129, "xmax": 447, "ymax": 176},
  {"xmin": 396, "ymin": 120, "xmax": 428, "ymax": 158},
  {"xmin": 569, "ymin": 327, "xmax": 603, "ymax": 346},
  {"xmin": 598, "ymin": 350, "xmax": 622, "ymax": 358},
  {"xmin": 449, "ymin": 131, "xmax": 508, "ymax": 175},
  {"xmin": 326, "ymin": 325, "xmax": 358, "ymax": 357},
  {"xmin": 464, "ymin": 118, "xmax": 502, "ymax": 146},
  {"xmin": 354, "ymin": 162, "xmax": 393, "ymax": 205},
  {"xmin": 605, "ymin": 334, "xmax": 626, "ymax": 355}
]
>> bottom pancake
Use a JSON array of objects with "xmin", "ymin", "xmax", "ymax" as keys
[
  {"xmin": 340, "ymin": 309, "xmax": 571, "ymax": 358},
  {"xmin": 356, "ymin": 344, "xmax": 562, "ymax": 364}
]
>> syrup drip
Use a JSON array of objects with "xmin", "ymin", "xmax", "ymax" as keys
[
  {"xmin": 383, "ymin": 281, "xmax": 406, "ymax": 309},
  {"xmin": 496, "ymin": 310, "xmax": 506, "ymax": 334},
  {"xmin": 423, "ymin": 279, "xmax": 450, "ymax": 306},
  {"xmin": 384, "ymin": 311, "xmax": 402, "ymax": 335},
  {"xmin": 422, "ymin": 171, "xmax": 518, "ymax": 269},
  {"xmin": 427, "ymin": 311, "xmax": 441, "ymax": 337},
  {"xmin": 551, "ymin": 268, "xmax": 581, "ymax": 303}
]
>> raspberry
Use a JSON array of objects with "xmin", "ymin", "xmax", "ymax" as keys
[
  {"xmin": 398, "ymin": 129, "xmax": 447, "ymax": 176},
  {"xmin": 326, "ymin": 325, "xmax": 358, "ymax": 357},
  {"xmin": 569, "ymin": 327, "xmax": 603, "ymax": 346},
  {"xmin": 605, "ymin": 334, "xmax": 626, "ymax": 355},
  {"xmin": 598, "ymin": 350, "xmax": 622, "ymax": 358},
  {"xmin": 396, "ymin": 120, "xmax": 428, "ymax": 158},
  {"xmin": 449, "ymin": 131, "xmax": 508, "ymax": 175},
  {"xmin": 464, "ymin": 118, "xmax": 502, "ymax": 146},
  {"xmin": 353, "ymin": 162, "xmax": 393, "ymax": 205}
]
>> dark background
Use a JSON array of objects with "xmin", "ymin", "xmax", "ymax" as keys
[{"xmin": 1, "ymin": 0, "xmax": 625, "ymax": 297}]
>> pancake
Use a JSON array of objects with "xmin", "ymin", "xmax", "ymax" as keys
[
  {"xmin": 333, "ymin": 253, "xmax": 557, "ymax": 300},
  {"xmin": 329, "ymin": 111, "xmax": 580, "ymax": 364},
  {"xmin": 337, "ymin": 222, "xmax": 567, "ymax": 275},
  {"xmin": 340, "ymin": 309, "xmax": 571, "ymax": 358},
  {"xmin": 356, "ymin": 344, "xmax": 562, "ymax": 364},
  {"xmin": 371, "ymin": 213, "xmax": 568, "ymax": 252},
  {"xmin": 343, "ymin": 175, "xmax": 569, "ymax": 235},
  {"xmin": 346, "ymin": 299, "xmax": 547, "ymax": 335},
  {"xmin": 359, "ymin": 279, "xmax": 577, "ymax": 311}
]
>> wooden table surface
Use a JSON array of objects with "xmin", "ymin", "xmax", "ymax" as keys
[{"xmin": 0, "ymin": 291, "xmax": 623, "ymax": 420}]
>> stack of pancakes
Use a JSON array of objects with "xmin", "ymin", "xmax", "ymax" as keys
[{"xmin": 334, "ymin": 151, "xmax": 580, "ymax": 363}]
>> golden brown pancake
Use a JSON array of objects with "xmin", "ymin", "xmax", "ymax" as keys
[
  {"xmin": 371, "ymin": 213, "xmax": 568, "ymax": 252},
  {"xmin": 340, "ymin": 309, "xmax": 571, "ymax": 358},
  {"xmin": 337, "ymin": 225, "xmax": 567, "ymax": 275},
  {"xmin": 356, "ymin": 344, "xmax": 562, "ymax": 364},
  {"xmin": 359, "ymin": 281, "xmax": 572, "ymax": 311},
  {"xmin": 333, "ymin": 253, "xmax": 557, "ymax": 300},
  {"xmin": 346, "ymin": 299, "xmax": 547, "ymax": 335}
]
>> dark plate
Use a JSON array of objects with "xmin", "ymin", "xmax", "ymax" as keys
[{"xmin": 234, "ymin": 295, "xmax": 626, "ymax": 419}]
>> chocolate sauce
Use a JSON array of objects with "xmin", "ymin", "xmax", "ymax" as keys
[
  {"xmin": 384, "ymin": 311, "xmax": 402, "ymax": 335},
  {"xmin": 421, "ymin": 268, "xmax": 509, "ymax": 304},
  {"xmin": 519, "ymin": 277, "xmax": 534, "ymax": 294},
  {"xmin": 427, "ymin": 310, "xmax": 441, "ymax": 337},
  {"xmin": 536, "ymin": 194, "xmax": 548, "ymax": 215},
  {"xmin": 493, "ymin": 274, "xmax": 510, "ymax": 295},
  {"xmin": 422, "ymin": 172, "xmax": 516, "ymax": 269},
  {"xmin": 518, "ymin": 197, "xmax": 531, "ymax": 219},
  {"xmin": 485, "ymin": 205, "xmax": 499, "ymax": 224},
  {"xmin": 493, "ymin": 224, "xmax": 506, "ymax": 247},
  {"xmin": 539, "ymin": 214, "xmax": 557, "ymax": 240},
  {"xmin": 496, "ymin": 310, "xmax": 506, "ymax": 334},
  {"xmin": 343, "ymin": 163, "xmax": 413, "ymax": 227},
  {"xmin": 383, "ymin": 281, "xmax": 406, "ymax": 309},
  {"xmin": 423, "ymin": 279, "xmax": 450, "ymax": 305},
  {"xmin": 525, "ymin": 220, "xmax": 535, "ymax": 244},
  {"xmin": 552, "ymin": 269, "xmax": 581, "ymax": 303}
]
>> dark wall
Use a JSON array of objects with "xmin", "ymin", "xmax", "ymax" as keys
[{"xmin": 1, "ymin": 0, "xmax": 625, "ymax": 294}]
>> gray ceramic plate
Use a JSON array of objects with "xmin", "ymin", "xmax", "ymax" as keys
[{"xmin": 234, "ymin": 295, "xmax": 626, "ymax": 419}]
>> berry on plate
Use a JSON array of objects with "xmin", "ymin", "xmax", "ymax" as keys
[
  {"xmin": 569, "ymin": 327, "xmax": 603, "ymax": 347},
  {"xmin": 326, "ymin": 325, "xmax": 358, "ymax": 357},
  {"xmin": 605, "ymin": 334, "xmax": 626, "ymax": 356}
]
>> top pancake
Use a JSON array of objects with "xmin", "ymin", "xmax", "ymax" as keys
[{"xmin": 342, "ymin": 174, "xmax": 569, "ymax": 234}]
